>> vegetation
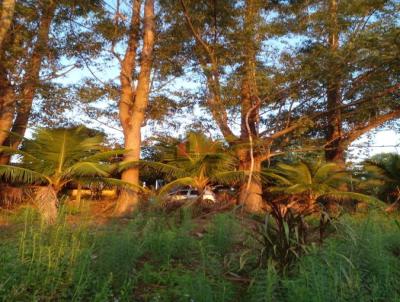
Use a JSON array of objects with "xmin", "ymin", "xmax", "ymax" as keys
[
  {"xmin": 0, "ymin": 0, "xmax": 399, "ymax": 300},
  {"xmin": 1, "ymin": 209, "xmax": 400, "ymax": 301},
  {"xmin": 0, "ymin": 127, "xmax": 123, "ymax": 222},
  {"xmin": 128, "ymin": 132, "xmax": 242, "ymax": 197}
]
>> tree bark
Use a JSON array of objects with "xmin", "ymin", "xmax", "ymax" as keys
[
  {"xmin": 237, "ymin": 0, "xmax": 263, "ymax": 212},
  {"xmin": 237, "ymin": 149, "xmax": 263, "ymax": 212},
  {"xmin": 0, "ymin": 0, "xmax": 16, "ymax": 50},
  {"xmin": 324, "ymin": 0, "xmax": 345, "ymax": 167},
  {"xmin": 0, "ymin": 1, "xmax": 56, "ymax": 164},
  {"xmin": 0, "ymin": 62, "xmax": 15, "ymax": 146},
  {"xmin": 35, "ymin": 186, "xmax": 58, "ymax": 224},
  {"xmin": 114, "ymin": 0, "xmax": 155, "ymax": 216}
]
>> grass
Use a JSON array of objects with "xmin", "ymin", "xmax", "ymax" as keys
[{"xmin": 0, "ymin": 205, "xmax": 400, "ymax": 301}]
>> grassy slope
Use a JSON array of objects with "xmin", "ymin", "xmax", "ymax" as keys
[{"xmin": 0, "ymin": 205, "xmax": 399, "ymax": 301}]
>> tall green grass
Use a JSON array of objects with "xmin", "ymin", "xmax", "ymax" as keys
[
  {"xmin": 247, "ymin": 212, "xmax": 400, "ymax": 302},
  {"xmin": 1, "ymin": 208, "xmax": 399, "ymax": 301}
]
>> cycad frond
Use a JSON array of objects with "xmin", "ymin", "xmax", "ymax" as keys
[
  {"xmin": 159, "ymin": 177, "xmax": 195, "ymax": 195},
  {"xmin": 83, "ymin": 149, "xmax": 126, "ymax": 162},
  {"xmin": 0, "ymin": 165, "xmax": 49, "ymax": 184},
  {"xmin": 322, "ymin": 191, "xmax": 383, "ymax": 206},
  {"xmin": 63, "ymin": 162, "xmax": 112, "ymax": 178},
  {"xmin": 119, "ymin": 160, "xmax": 186, "ymax": 179},
  {"xmin": 212, "ymin": 170, "xmax": 247, "ymax": 185},
  {"xmin": 78, "ymin": 177, "xmax": 146, "ymax": 191}
]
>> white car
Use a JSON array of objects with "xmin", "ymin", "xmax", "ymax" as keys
[{"xmin": 167, "ymin": 187, "xmax": 216, "ymax": 203}]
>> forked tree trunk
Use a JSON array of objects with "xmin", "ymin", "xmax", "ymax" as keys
[
  {"xmin": 114, "ymin": 0, "xmax": 155, "ymax": 216},
  {"xmin": 35, "ymin": 186, "xmax": 58, "ymax": 224}
]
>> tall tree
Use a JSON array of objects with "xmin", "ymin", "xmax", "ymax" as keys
[
  {"xmin": 278, "ymin": 0, "xmax": 400, "ymax": 166},
  {"xmin": 161, "ymin": 0, "xmax": 311, "ymax": 212},
  {"xmin": 114, "ymin": 0, "xmax": 155, "ymax": 215},
  {"xmin": 0, "ymin": 0, "xmax": 104, "ymax": 163}
]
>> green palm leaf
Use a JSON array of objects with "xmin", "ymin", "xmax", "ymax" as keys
[
  {"xmin": 0, "ymin": 165, "xmax": 49, "ymax": 184},
  {"xmin": 158, "ymin": 177, "xmax": 196, "ymax": 195}
]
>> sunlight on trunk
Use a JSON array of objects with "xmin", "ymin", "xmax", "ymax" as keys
[{"xmin": 35, "ymin": 186, "xmax": 58, "ymax": 224}]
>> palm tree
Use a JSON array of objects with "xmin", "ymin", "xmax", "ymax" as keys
[
  {"xmin": 263, "ymin": 159, "xmax": 381, "ymax": 242},
  {"xmin": 120, "ymin": 132, "xmax": 244, "ymax": 202},
  {"xmin": 361, "ymin": 153, "xmax": 400, "ymax": 211},
  {"xmin": 0, "ymin": 127, "xmax": 124, "ymax": 223},
  {"xmin": 264, "ymin": 159, "xmax": 379, "ymax": 210}
]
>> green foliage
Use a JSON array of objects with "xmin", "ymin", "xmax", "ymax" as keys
[
  {"xmin": 122, "ymin": 132, "xmax": 243, "ymax": 195},
  {"xmin": 264, "ymin": 159, "xmax": 381, "ymax": 207},
  {"xmin": 0, "ymin": 126, "xmax": 124, "ymax": 191},
  {"xmin": 251, "ymin": 208, "xmax": 311, "ymax": 275},
  {"xmin": 361, "ymin": 153, "xmax": 400, "ymax": 203},
  {"xmin": 247, "ymin": 212, "xmax": 400, "ymax": 302},
  {"xmin": 203, "ymin": 213, "xmax": 239, "ymax": 256},
  {"xmin": 1, "ymin": 209, "xmax": 400, "ymax": 301}
]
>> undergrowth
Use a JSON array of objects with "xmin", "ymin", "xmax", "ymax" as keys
[{"xmin": 0, "ymin": 207, "xmax": 399, "ymax": 301}]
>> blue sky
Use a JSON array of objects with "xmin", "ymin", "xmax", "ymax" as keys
[{"xmin": 42, "ymin": 0, "xmax": 400, "ymax": 161}]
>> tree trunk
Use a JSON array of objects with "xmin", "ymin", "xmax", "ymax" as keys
[
  {"xmin": 114, "ymin": 0, "xmax": 155, "ymax": 216},
  {"xmin": 0, "ymin": 0, "xmax": 16, "ymax": 50},
  {"xmin": 324, "ymin": 0, "xmax": 345, "ymax": 167},
  {"xmin": 238, "ymin": 0, "xmax": 263, "ymax": 213},
  {"xmin": 0, "ymin": 1, "xmax": 56, "ymax": 164},
  {"xmin": 0, "ymin": 63, "xmax": 15, "ymax": 147},
  {"xmin": 35, "ymin": 186, "xmax": 58, "ymax": 224},
  {"xmin": 237, "ymin": 149, "xmax": 263, "ymax": 212}
]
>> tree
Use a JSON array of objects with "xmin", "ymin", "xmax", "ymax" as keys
[
  {"xmin": 107, "ymin": 0, "xmax": 156, "ymax": 215},
  {"xmin": 0, "ymin": 0, "xmax": 105, "ymax": 163},
  {"xmin": 158, "ymin": 0, "xmax": 314, "ymax": 212},
  {"xmin": 361, "ymin": 153, "xmax": 400, "ymax": 211},
  {"xmin": 123, "ymin": 132, "xmax": 243, "ymax": 200},
  {"xmin": 276, "ymin": 0, "xmax": 400, "ymax": 166},
  {"xmin": 265, "ymin": 159, "xmax": 377, "ymax": 209},
  {"xmin": 0, "ymin": 127, "xmax": 123, "ymax": 223}
]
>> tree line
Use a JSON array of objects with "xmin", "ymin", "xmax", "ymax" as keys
[{"xmin": 0, "ymin": 0, "xmax": 399, "ymax": 215}]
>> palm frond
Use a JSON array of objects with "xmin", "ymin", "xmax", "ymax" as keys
[
  {"xmin": 322, "ymin": 191, "xmax": 384, "ymax": 207},
  {"xmin": 63, "ymin": 162, "xmax": 112, "ymax": 178},
  {"xmin": 212, "ymin": 170, "xmax": 247, "ymax": 184},
  {"xmin": 0, "ymin": 146, "xmax": 40, "ymax": 162},
  {"xmin": 158, "ymin": 177, "xmax": 195, "ymax": 195},
  {"xmin": 119, "ymin": 160, "xmax": 186, "ymax": 178},
  {"xmin": 77, "ymin": 177, "xmax": 146, "ymax": 191},
  {"xmin": 0, "ymin": 165, "xmax": 49, "ymax": 184},
  {"xmin": 83, "ymin": 149, "xmax": 126, "ymax": 162}
]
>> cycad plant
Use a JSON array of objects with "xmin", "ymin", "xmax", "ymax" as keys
[
  {"xmin": 0, "ymin": 127, "xmax": 124, "ymax": 223},
  {"xmin": 361, "ymin": 153, "xmax": 400, "ymax": 211},
  {"xmin": 263, "ymin": 159, "xmax": 380, "ymax": 242},
  {"xmin": 265, "ymin": 159, "xmax": 377, "ymax": 210},
  {"xmin": 121, "ymin": 132, "xmax": 243, "ymax": 202}
]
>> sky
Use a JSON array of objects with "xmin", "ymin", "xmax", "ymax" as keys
[
  {"xmin": 45, "ymin": 54, "xmax": 400, "ymax": 163},
  {"xmin": 39, "ymin": 1, "xmax": 400, "ymax": 162}
]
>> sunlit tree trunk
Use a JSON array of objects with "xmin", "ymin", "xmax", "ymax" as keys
[
  {"xmin": 0, "ymin": 63, "xmax": 15, "ymax": 147},
  {"xmin": 0, "ymin": 0, "xmax": 16, "ymax": 50},
  {"xmin": 36, "ymin": 186, "xmax": 58, "ymax": 224},
  {"xmin": 0, "ymin": 1, "xmax": 56, "ymax": 164},
  {"xmin": 114, "ymin": 0, "xmax": 155, "ymax": 216},
  {"xmin": 237, "ymin": 0, "xmax": 263, "ymax": 212},
  {"xmin": 238, "ymin": 149, "xmax": 263, "ymax": 212}
]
